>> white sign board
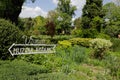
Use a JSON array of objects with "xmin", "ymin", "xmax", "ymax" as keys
[{"xmin": 8, "ymin": 43, "xmax": 56, "ymax": 56}]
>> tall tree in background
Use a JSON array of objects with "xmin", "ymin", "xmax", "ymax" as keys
[
  {"xmin": 0, "ymin": 0, "xmax": 35, "ymax": 24},
  {"xmin": 57, "ymin": 0, "xmax": 76, "ymax": 34},
  {"xmin": 81, "ymin": 0, "xmax": 104, "ymax": 37},
  {"xmin": 32, "ymin": 16, "xmax": 46, "ymax": 35},
  {"xmin": 45, "ymin": 21, "xmax": 55, "ymax": 38},
  {"xmin": 103, "ymin": 2, "xmax": 120, "ymax": 37}
]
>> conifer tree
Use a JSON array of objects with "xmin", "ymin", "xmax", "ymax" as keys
[{"xmin": 81, "ymin": 0, "xmax": 104, "ymax": 37}]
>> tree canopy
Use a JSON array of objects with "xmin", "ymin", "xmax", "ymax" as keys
[
  {"xmin": 81, "ymin": 0, "xmax": 104, "ymax": 37},
  {"xmin": 56, "ymin": 0, "xmax": 76, "ymax": 34},
  {"xmin": 0, "ymin": 0, "xmax": 35, "ymax": 24}
]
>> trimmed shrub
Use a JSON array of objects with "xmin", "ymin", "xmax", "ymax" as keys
[
  {"xmin": 69, "ymin": 38, "xmax": 92, "ymax": 47},
  {"xmin": 58, "ymin": 40, "xmax": 71, "ymax": 48},
  {"xmin": 0, "ymin": 19, "xmax": 23, "ymax": 60},
  {"xmin": 89, "ymin": 38, "xmax": 112, "ymax": 59}
]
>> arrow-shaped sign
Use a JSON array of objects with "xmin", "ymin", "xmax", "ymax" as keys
[{"xmin": 8, "ymin": 43, "xmax": 56, "ymax": 56}]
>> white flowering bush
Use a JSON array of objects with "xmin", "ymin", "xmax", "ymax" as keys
[{"xmin": 89, "ymin": 38, "xmax": 112, "ymax": 59}]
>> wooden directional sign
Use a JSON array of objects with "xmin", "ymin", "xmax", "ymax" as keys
[{"xmin": 8, "ymin": 43, "xmax": 56, "ymax": 56}]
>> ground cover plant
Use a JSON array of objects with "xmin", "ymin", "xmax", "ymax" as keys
[{"xmin": 0, "ymin": 41, "xmax": 120, "ymax": 80}]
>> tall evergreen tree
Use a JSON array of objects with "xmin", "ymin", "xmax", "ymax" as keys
[{"xmin": 81, "ymin": 0, "xmax": 104, "ymax": 37}]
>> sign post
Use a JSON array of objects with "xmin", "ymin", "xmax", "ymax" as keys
[{"xmin": 8, "ymin": 43, "xmax": 56, "ymax": 56}]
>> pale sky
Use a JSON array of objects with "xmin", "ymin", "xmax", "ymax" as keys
[{"xmin": 19, "ymin": 0, "xmax": 112, "ymax": 18}]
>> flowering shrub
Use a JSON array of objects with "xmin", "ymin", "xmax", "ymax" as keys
[{"xmin": 89, "ymin": 38, "xmax": 112, "ymax": 59}]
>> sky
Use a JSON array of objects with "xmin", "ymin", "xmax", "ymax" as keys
[{"xmin": 19, "ymin": 0, "xmax": 113, "ymax": 19}]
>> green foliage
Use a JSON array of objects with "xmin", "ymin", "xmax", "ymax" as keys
[
  {"xmin": 56, "ymin": 13, "xmax": 72, "ymax": 34},
  {"xmin": 74, "ymin": 17, "xmax": 82, "ymax": 29},
  {"xmin": 103, "ymin": 2, "xmax": 120, "ymax": 38},
  {"xmin": 0, "ymin": 0, "xmax": 25, "ymax": 23},
  {"xmin": 71, "ymin": 29, "xmax": 83, "ymax": 37},
  {"xmin": 111, "ymin": 38, "xmax": 120, "ymax": 52},
  {"xmin": 58, "ymin": 38, "xmax": 92, "ymax": 48},
  {"xmin": 0, "ymin": 19, "xmax": 23, "ymax": 60},
  {"xmin": 96, "ymin": 33, "xmax": 110, "ymax": 39},
  {"xmin": 81, "ymin": 0, "xmax": 104, "ymax": 37},
  {"xmin": 82, "ymin": 29, "xmax": 98, "ymax": 38},
  {"xmin": 0, "ymin": 60, "xmax": 50, "ymax": 80},
  {"xmin": 103, "ymin": 2, "xmax": 120, "ymax": 21},
  {"xmin": 23, "ymin": 18, "xmax": 34, "ymax": 36},
  {"xmin": 87, "ymin": 59, "xmax": 104, "ymax": 67},
  {"xmin": 89, "ymin": 38, "xmax": 112, "ymax": 59},
  {"xmin": 58, "ymin": 40, "xmax": 71, "ymax": 48},
  {"xmin": 33, "ymin": 35, "xmax": 74, "ymax": 44},
  {"xmin": 69, "ymin": 38, "xmax": 92, "ymax": 47},
  {"xmin": 57, "ymin": 0, "xmax": 76, "ymax": 17},
  {"xmin": 56, "ymin": 45, "xmax": 87, "ymax": 64},
  {"xmin": 104, "ymin": 54, "xmax": 120, "ymax": 79},
  {"xmin": 56, "ymin": 0, "xmax": 76, "ymax": 34},
  {"xmin": 18, "ymin": 54, "xmax": 55, "ymax": 73},
  {"xmin": 0, "ymin": 0, "xmax": 36, "ymax": 23},
  {"xmin": 45, "ymin": 21, "xmax": 55, "ymax": 38},
  {"xmin": 32, "ymin": 16, "xmax": 46, "ymax": 35},
  {"xmin": 104, "ymin": 25, "xmax": 120, "ymax": 37}
]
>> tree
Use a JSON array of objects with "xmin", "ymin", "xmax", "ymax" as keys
[
  {"xmin": 57, "ymin": 0, "xmax": 76, "ymax": 17},
  {"xmin": 103, "ymin": 2, "xmax": 120, "ymax": 21},
  {"xmin": 57, "ymin": 0, "xmax": 76, "ymax": 34},
  {"xmin": 32, "ymin": 16, "xmax": 46, "ymax": 35},
  {"xmin": 74, "ymin": 17, "xmax": 82, "ymax": 29},
  {"xmin": 45, "ymin": 21, "xmax": 55, "ymax": 38},
  {"xmin": 81, "ymin": 0, "xmax": 104, "ymax": 37},
  {"xmin": 23, "ymin": 17, "xmax": 34, "ymax": 36},
  {"xmin": 103, "ymin": 2, "xmax": 120, "ymax": 37},
  {"xmin": 0, "ymin": 0, "xmax": 35, "ymax": 24}
]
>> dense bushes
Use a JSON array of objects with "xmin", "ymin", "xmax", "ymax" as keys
[
  {"xmin": 58, "ymin": 38, "xmax": 92, "ymax": 47},
  {"xmin": 0, "ymin": 19, "xmax": 23, "ymax": 59},
  {"xmin": 82, "ymin": 29, "xmax": 98, "ymax": 38},
  {"xmin": 104, "ymin": 25, "xmax": 120, "ymax": 37},
  {"xmin": 111, "ymin": 38, "xmax": 120, "ymax": 52},
  {"xmin": 71, "ymin": 29, "xmax": 83, "ymax": 37},
  {"xmin": 69, "ymin": 38, "xmax": 92, "ymax": 47},
  {"xmin": 89, "ymin": 38, "xmax": 112, "ymax": 59}
]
